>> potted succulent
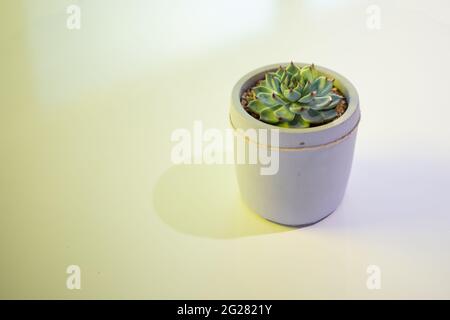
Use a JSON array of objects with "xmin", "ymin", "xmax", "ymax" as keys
[{"xmin": 230, "ymin": 62, "xmax": 360, "ymax": 226}]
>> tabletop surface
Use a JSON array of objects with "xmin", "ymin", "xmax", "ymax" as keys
[{"xmin": 1, "ymin": 0, "xmax": 450, "ymax": 299}]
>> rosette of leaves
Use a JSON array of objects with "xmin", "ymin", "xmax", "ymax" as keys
[{"xmin": 243, "ymin": 62, "xmax": 346, "ymax": 128}]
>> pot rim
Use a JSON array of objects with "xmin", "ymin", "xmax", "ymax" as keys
[{"xmin": 231, "ymin": 62, "xmax": 359, "ymax": 134}]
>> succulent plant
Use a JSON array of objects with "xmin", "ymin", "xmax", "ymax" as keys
[{"xmin": 242, "ymin": 62, "xmax": 347, "ymax": 128}]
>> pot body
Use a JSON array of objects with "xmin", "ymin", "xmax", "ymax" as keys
[
  {"xmin": 234, "ymin": 128, "xmax": 357, "ymax": 226},
  {"xmin": 230, "ymin": 63, "xmax": 360, "ymax": 226}
]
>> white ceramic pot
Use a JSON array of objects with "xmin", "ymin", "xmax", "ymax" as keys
[{"xmin": 230, "ymin": 63, "xmax": 360, "ymax": 226}]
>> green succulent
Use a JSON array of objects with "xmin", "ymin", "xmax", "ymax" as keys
[{"xmin": 244, "ymin": 62, "xmax": 346, "ymax": 128}]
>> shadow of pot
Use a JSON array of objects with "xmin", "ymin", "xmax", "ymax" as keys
[{"xmin": 153, "ymin": 164, "xmax": 293, "ymax": 239}]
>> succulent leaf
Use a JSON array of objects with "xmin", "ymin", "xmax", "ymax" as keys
[
  {"xmin": 290, "ymin": 115, "xmax": 310, "ymax": 128},
  {"xmin": 280, "ymin": 71, "xmax": 288, "ymax": 84},
  {"xmin": 286, "ymin": 62, "xmax": 300, "ymax": 75},
  {"xmin": 293, "ymin": 84, "xmax": 303, "ymax": 95},
  {"xmin": 265, "ymin": 73, "xmax": 281, "ymax": 92},
  {"xmin": 309, "ymin": 76, "xmax": 325, "ymax": 93},
  {"xmin": 298, "ymin": 92, "xmax": 315, "ymax": 104},
  {"xmin": 318, "ymin": 78, "xmax": 333, "ymax": 96},
  {"xmin": 289, "ymin": 103, "xmax": 306, "ymax": 114},
  {"xmin": 273, "ymin": 93, "xmax": 289, "ymax": 105},
  {"xmin": 275, "ymin": 66, "xmax": 284, "ymax": 77},
  {"xmin": 327, "ymin": 94, "xmax": 343, "ymax": 109},
  {"xmin": 278, "ymin": 115, "xmax": 310, "ymax": 128},
  {"xmin": 309, "ymin": 96, "xmax": 332, "ymax": 110},
  {"xmin": 300, "ymin": 66, "xmax": 313, "ymax": 83},
  {"xmin": 299, "ymin": 109, "xmax": 322, "ymax": 124},
  {"xmin": 247, "ymin": 100, "xmax": 268, "ymax": 114},
  {"xmin": 283, "ymin": 88, "xmax": 301, "ymax": 102},
  {"xmin": 256, "ymin": 92, "xmax": 281, "ymax": 107},
  {"xmin": 300, "ymin": 109, "xmax": 338, "ymax": 124},
  {"xmin": 253, "ymin": 86, "xmax": 273, "ymax": 95},
  {"xmin": 310, "ymin": 64, "xmax": 320, "ymax": 79},
  {"xmin": 320, "ymin": 109, "xmax": 339, "ymax": 122},
  {"xmin": 301, "ymin": 81, "xmax": 311, "ymax": 95},
  {"xmin": 274, "ymin": 106, "xmax": 295, "ymax": 122},
  {"xmin": 260, "ymin": 108, "xmax": 279, "ymax": 124}
]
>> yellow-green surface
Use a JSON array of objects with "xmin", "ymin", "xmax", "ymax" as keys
[{"xmin": 1, "ymin": 0, "xmax": 450, "ymax": 299}]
